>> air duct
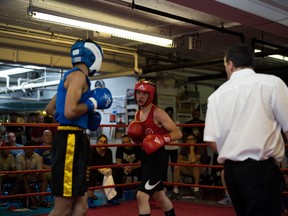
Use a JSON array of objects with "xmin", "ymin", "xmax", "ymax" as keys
[{"xmin": 130, "ymin": 2, "xmax": 245, "ymax": 42}]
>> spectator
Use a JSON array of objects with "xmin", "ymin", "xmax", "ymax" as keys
[
  {"xmin": 0, "ymin": 141, "xmax": 21, "ymax": 195},
  {"xmin": 182, "ymin": 109, "xmax": 204, "ymax": 142},
  {"xmin": 30, "ymin": 114, "xmax": 46, "ymax": 146},
  {"xmin": 35, "ymin": 130, "xmax": 52, "ymax": 182},
  {"xmin": 15, "ymin": 141, "xmax": 50, "ymax": 209},
  {"xmin": 115, "ymin": 134, "xmax": 142, "ymax": 183},
  {"xmin": 170, "ymin": 133, "xmax": 201, "ymax": 200},
  {"xmin": 43, "ymin": 115, "xmax": 57, "ymax": 135},
  {"xmin": 164, "ymin": 107, "xmax": 179, "ymax": 189},
  {"xmin": 7, "ymin": 132, "xmax": 24, "ymax": 157},
  {"xmin": 183, "ymin": 109, "xmax": 209, "ymax": 166},
  {"xmin": 25, "ymin": 113, "xmax": 37, "ymax": 142},
  {"xmin": 6, "ymin": 112, "xmax": 24, "ymax": 144},
  {"xmin": 88, "ymin": 134, "xmax": 122, "ymax": 208}
]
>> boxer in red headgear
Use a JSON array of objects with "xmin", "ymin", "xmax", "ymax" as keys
[{"xmin": 127, "ymin": 79, "xmax": 182, "ymax": 216}]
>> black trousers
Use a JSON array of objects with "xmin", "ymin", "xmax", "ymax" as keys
[{"xmin": 224, "ymin": 158, "xmax": 283, "ymax": 216}]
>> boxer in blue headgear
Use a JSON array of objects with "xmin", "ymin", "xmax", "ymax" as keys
[{"xmin": 45, "ymin": 39, "xmax": 112, "ymax": 215}]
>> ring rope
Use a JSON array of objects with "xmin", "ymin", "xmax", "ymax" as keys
[{"xmin": 1, "ymin": 122, "xmax": 288, "ymax": 202}]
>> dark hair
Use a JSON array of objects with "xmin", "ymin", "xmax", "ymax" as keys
[
  {"xmin": 185, "ymin": 133, "xmax": 197, "ymax": 141},
  {"xmin": 165, "ymin": 106, "xmax": 174, "ymax": 113},
  {"xmin": 121, "ymin": 134, "xmax": 130, "ymax": 139},
  {"xmin": 225, "ymin": 43, "xmax": 255, "ymax": 68},
  {"xmin": 97, "ymin": 134, "xmax": 108, "ymax": 142}
]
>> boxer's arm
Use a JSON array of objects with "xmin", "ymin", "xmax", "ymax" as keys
[
  {"xmin": 153, "ymin": 107, "xmax": 182, "ymax": 142},
  {"xmin": 46, "ymin": 94, "xmax": 57, "ymax": 116}
]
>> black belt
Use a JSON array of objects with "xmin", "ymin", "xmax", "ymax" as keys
[{"xmin": 225, "ymin": 157, "xmax": 275, "ymax": 165}]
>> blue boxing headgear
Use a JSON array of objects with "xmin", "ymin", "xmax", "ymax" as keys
[{"xmin": 70, "ymin": 39, "xmax": 103, "ymax": 76}]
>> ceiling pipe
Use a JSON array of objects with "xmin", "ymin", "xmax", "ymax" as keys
[
  {"xmin": 140, "ymin": 44, "xmax": 288, "ymax": 75},
  {"xmin": 0, "ymin": 26, "xmax": 143, "ymax": 82},
  {"xmin": 252, "ymin": 38, "xmax": 287, "ymax": 50},
  {"xmin": 0, "ymin": 80, "xmax": 60, "ymax": 94},
  {"xmin": 91, "ymin": 70, "xmax": 136, "ymax": 80},
  {"xmin": 141, "ymin": 59, "xmax": 223, "ymax": 74},
  {"xmin": 254, "ymin": 48, "xmax": 288, "ymax": 57},
  {"xmin": 188, "ymin": 73, "xmax": 226, "ymax": 82},
  {"xmin": 187, "ymin": 64, "xmax": 288, "ymax": 83},
  {"xmin": 130, "ymin": 2, "xmax": 245, "ymax": 43},
  {"xmin": 252, "ymin": 38, "xmax": 288, "ymax": 57},
  {"xmin": 98, "ymin": 48, "xmax": 143, "ymax": 75},
  {"xmin": 0, "ymin": 89, "xmax": 42, "ymax": 101},
  {"xmin": 0, "ymin": 23, "xmax": 139, "ymax": 53}
]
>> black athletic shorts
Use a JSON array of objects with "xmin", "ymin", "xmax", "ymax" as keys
[
  {"xmin": 51, "ymin": 126, "xmax": 90, "ymax": 197},
  {"xmin": 138, "ymin": 146, "xmax": 168, "ymax": 195}
]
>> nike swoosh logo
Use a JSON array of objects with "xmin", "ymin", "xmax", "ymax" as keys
[{"xmin": 144, "ymin": 180, "xmax": 161, "ymax": 190}]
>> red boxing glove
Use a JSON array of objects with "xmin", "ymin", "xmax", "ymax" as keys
[
  {"xmin": 127, "ymin": 121, "xmax": 143, "ymax": 145},
  {"xmin": 142, "ymin": 134, "xmax": 171, "ymax": 155}
]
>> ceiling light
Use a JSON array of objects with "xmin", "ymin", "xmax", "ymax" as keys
[
  {"xmin": 268, "ymin": 54, "xmax": 285, "ymax": 61},
  {"xmin": 268, "ymin": 54, "xmax": 288, "ymax": 62},
  {"xmin": 23, "ymin": 65, "xmax": 45, "ymax": 70},
  {"xmin": 28, "ymin": 7, "xmax": 174, "ymax": 48},
  {"xmin": 254, "ymin": 49, "xmax": 288, "ymax": 62}
]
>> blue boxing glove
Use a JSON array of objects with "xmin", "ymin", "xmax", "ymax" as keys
[
  {"xmin": 88, "ymin": 111, "xmax": 101, "ymax": 131},
  {"xmin": 85, "ymin": 87, "xmax": 113, "ymax": 112}
]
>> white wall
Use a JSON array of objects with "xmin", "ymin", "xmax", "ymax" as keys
[{"xmin": 97, "ymin": 76, "xmax": 137, "ymax": 97}]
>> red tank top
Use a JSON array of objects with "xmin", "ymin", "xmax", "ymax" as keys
[{"xmin": 136, "ymin": 105, "xmax": 168, "ymax": 141}]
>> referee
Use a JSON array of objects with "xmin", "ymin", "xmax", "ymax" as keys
[{"xmin": 204, "ymin": 43, "xmax": 288, "ymax": 216}]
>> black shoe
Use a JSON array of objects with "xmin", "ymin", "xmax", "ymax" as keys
[
  {"xmin": 194, "ymin": 190, "xmax": 202, "ymax": 201},
  {"xmin": 107, "ymin": 198, "xmax": 120, "ymax": 205},
  {"xmin": 170, "ymin": 192, "xmax": 181, "ymax": 200}
]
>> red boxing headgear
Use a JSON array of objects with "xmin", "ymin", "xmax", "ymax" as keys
[{"xmin": 134, "ymin": 80, "xmax": 156, "ymax": 106}]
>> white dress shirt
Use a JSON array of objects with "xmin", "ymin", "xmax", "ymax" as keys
[{"xmin": 204, "ymin": 68, "xmax": 288, "ymax": 164}]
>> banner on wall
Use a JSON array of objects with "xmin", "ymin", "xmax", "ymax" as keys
[{"xmin": 101, "ymin": 96, "xmax": 126, "ymax": 139}]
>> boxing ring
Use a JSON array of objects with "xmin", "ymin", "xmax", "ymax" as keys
[{"xmin": 0, "ymin": 122, "xmax": 287, "ymax": 216}]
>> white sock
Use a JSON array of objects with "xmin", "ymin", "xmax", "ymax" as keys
[{"xmin": 173, "ymin": 188, "xmax": 179, "ymax": 194}]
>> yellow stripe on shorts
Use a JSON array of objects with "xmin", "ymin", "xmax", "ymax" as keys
[{"xmin": 63, "ymin": 133, "xmax": 76, "ymax": 197}]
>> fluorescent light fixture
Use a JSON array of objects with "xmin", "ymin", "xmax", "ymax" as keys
[
  {"xmin": 28, "ymin": 7, "xmax": 173, "ymax": 48},
  {"xmin": 254, "ymin": 49, "xmax": 288, "ymax": 62},
  {"xmin": 268, "ymin": 54, "xmax": 285, "ymax": 60},
  {"xmin": 23, "ymin": 65, "xmax": 45, "ymax": 70}
]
